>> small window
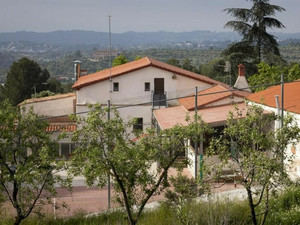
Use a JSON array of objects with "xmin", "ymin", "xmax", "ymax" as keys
[
  {"xmin": 113, "ymin": 82, "xmax": 119, "ymax": 92},
  {"xmin": 58, "ymin": 143, "xmax": 75, "ymax": 160},
  {"xmin": 144, "ymin": 82, "xmax": 150, "ymax": 91},
  {"xmin": 133, "ymin": 118, "xmax": 143, "ymax": 132}
]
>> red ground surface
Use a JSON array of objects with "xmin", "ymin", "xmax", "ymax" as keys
[{"xmin": 1, "ymin": 168, "xmax": 243, "ymax": 218}]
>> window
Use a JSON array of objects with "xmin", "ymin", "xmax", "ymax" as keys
[
  {"xmin": 144, "ymin": 82, "xmax": 150, "ymax": 91},
  {"xmin": 133, "ymin": 117, "xmax": 143, "ymax": 132},
  {"xmin": 113, "ymin": 82, "xmax": 119, "ymax": 92},
  {"xmin": 58, "ymin": 143, "xmax": 75, "ymax": 160}
]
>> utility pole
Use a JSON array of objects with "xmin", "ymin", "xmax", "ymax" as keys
[
  {"xmin": 281, "ymin": 74, "xmax": 284, "ymax": 130},
  {"xmin": 108, "ymin": 15, "xmax": 113, "ymax": 96},
  {"xmin": 281, "ymin": 74, "xmax": 284, "ymax": 168},
  {"xmin": 107, "ymin": 100, "xmax": 111, "ymax": 209},
  {"xmin": 194, "ymin": 86, "xmax": 198, "ymax": 180}
]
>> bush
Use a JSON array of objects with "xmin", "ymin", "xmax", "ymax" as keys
[{"xmin": 265, "ymin": 185, "xmax": 300, "ymax": 225}]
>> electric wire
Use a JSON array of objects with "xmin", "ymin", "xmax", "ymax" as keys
[{"xmin": 38, "ymin": 80, "xmax": 286, "ymax": 121}]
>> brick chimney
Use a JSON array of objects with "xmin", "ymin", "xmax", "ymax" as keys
[
  {"xmin": 234, "ymin": 64, "xmax": 251, "ymax": 92},
  {"xmin": 238, "ymin": 64, "xmax": 245, "ymax": 76}
]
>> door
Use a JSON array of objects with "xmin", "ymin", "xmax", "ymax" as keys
[
  {"xmin": 154, "ymin": 78, "xmax": 164, "ymax": 95},
  {"xmin": 153, "ymin": 78, "xmax": 166, "ymax": 106}
]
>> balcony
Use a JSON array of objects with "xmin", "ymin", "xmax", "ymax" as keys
[{"xmin": 152, "ymin": 92, "xmax": 167, "ymax": 107}]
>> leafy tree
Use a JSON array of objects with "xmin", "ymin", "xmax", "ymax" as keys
[
  {"xmin": 70, "ymin": 105, "xmax": 208, "ymax": 225},
  {"xmin": 165, "ymin": 173, "xmax": 209, "ymax": 225},
  {"xmin": 249, "ymin": 62, "xmax": 300, "ymax": 92},
  {"xmin": 32, "ymin": 90, "xmax": 56, "ymax": 98},
  {"xmin": 224, "ymin": 0, "xmax": 285, "ymax": 63},
  {"xmin": 222, "ymin": 41, "xmax": 258, "ymax": 77},
  {"xmin": 112, "ymin": 54, "xmax": 129, "ymax": 67},
  {"xmin": 4, "ymin": 57, "xmax": 50, "ymax": 105},
  {"xmin": 135, "ymin": 56, "xmax": 142, "ymax": 60},
  {"xmin": 46, "ymin": 77, "xmax": 64, "ymax": 93},
  {"xmin": 167, "ymin": 58, "xmax": 181, "ymax": 67},
  {"xmin": 210, "ymin": 105, "xmax": 300, "ymax": 225},
  {"xmin": 182, "ymin": 58, "xmax": 194, "ymax": 71},
  {"xmin": 0, "ymin": 101, "xmax": 65, "ymax": 225}
]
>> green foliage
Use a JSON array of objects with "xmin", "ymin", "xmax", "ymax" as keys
[
  {"xmin": 32, "ymin": 90, "xmax": 56, "ymax": 98},
  {"xmin": 209, "ymin": 105, "xmax": 300, "ymax": 225},
  {"xmin": 224, "ymin": 0, "xmax": 285, "ymax": 63},
  {"xmin": 265, "ymin": 185, "xmax": 300, "ymax": 225},
  {"xmin": 165, "ymin": 173, "xmax": 209, "ymax": 225},
  {"xmin": 0, "ymin": 101, "xmax": 65, "ymax": 225},
  {"xmin": 70, "ymin": 105, "xmax": 209, "ymax": 225},
  {"xmin": 249, "ymin": 62, "xmax": 300, "ymax": 92},
  {"xmin": 112, "ymin": 54, "xmax": 129, "ymax": 67},
  {"xmin": 4, "ymin": 57, "xmax": 50, "ymax": 105},
  {"xmin": 167, "ymin": 58, "xmax": 181, "ymax": 67},
  {"xmin": 46, "ymin": 77, "xmax": 64, "ymax": 93},
  {"xmin": 2, "ymin": 187, "xmax": 300, "ymax": 225}
]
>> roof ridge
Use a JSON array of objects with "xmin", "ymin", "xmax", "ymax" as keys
[
  {"xmin": 19, "ymin": 92, "xmax": 75, "ymax": 106},
  {"xmin": 72, "ymin": 56, "xmax": 228, "ymax": 89}
]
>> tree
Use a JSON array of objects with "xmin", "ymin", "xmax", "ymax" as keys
[
  {"xmin": 165, "ymin": 173, "xmax": 209, "ymax": 225},
  {"xmin": 112, "ymin": 54, "xmax": 129, "ymax": 67},
  {"xmin": 224, "ymin": 0, "xmax": 285, "ymax": 63},
  {"xmin": 182, "ymin": 58, "xmax": 197, "ymax": 72},
  {"xmin": 70, "ymin": 105, "xmax": 207, "ymax": 225},
  {"xmin": 46, "ymin": 77, "xmax": 64, "ymax": 94},
  {"xmin": 4, "ymin": 57, "xmax": 50, "ymax": 105},
  {"xmin": 210, "ymin": 105, "xmax": 300, "ymax": 225},
  {"xmin": 0, "ymin": 101, "xmax": 65, "ymax": 225},
  {"xmin": 249, "ymin": 62, "xmax": 300, "ymax": 92}
]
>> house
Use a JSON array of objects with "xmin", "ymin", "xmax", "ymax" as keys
[
  {"xmin": 247, "ymin": 81, "xmax": 300, "ymax": 179},
  {"xmin": 72, "ymin": 56, "xmax": 227, "ymax": 131},
  {"xmin": 153, "ymin": 66, "xmax": 252, "ymax": 177},
  {"xmin": 19, "ymin": 93, "xmax": 77, "ymax": 159},
  {"xmin": 19, "ymin": 57, "xmax": 230, "ymax": 158}
]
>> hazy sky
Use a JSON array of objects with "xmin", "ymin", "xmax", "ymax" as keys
[{"xmin": 0, "ymin": 0, "xmax": 299, "ymax": 33}]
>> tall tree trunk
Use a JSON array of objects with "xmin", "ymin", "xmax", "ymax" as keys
[
  {"xmin": 14, "ymin": 215, "xmax": 23, "ymax": 225},
  {"xmin": 261, "ymin": 186, "xmax": 270, "ymax": 225},
  {"xmin": 257, "ymin": 37, "xmax": 262, "ymax": 63},
  {"xmin": 246, "ymin": 187, "xmax": 258, "ymax": 225}
]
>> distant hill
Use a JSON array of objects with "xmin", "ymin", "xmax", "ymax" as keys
[
  {"xmin": 0, "ymin": 30, "xmax": 241, "ymax": 49},
  {"xmin": 1, "ymin": 30, "xmax": 300, "ymax": 50}
]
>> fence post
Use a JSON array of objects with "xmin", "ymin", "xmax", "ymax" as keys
[
  {"xmin": 107, "ymin": 100, "xmax": 111, "ymax": 209},
  {"xmin": 194, "ymin": 87, "xmax": 198, "ymax": 180}
]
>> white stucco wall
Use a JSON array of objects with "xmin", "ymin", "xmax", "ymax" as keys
[
  {"xmin": 76, "ymin": 66, "xmax": 214, "ymax": 130},
  {"xmin": 76, "ymin": 66, "xmax": 212, "ymax": 105},
  {"xmin": 21, "ymin": 95, "xmax": 75, "ymax": 117},
  {"xmin": 76, "ymin": 104, "xmax": 153, "ymax": 130},
  {"xmin": 249, "ymin": 102, "xmax": 300, "ymax": 179}
]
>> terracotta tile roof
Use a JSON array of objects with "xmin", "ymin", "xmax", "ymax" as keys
[
  {"xmin": 72, "ymin": 57, "xmax": 226, "ymax": 89},
  {"xmin": 154, "ymin": 103, "xmax": 248, "ymax": 130},
  {"xmin": 46, "ymin": 123, "xmax": 77, "ymax": 132},
  {"xmin": 45, "ymin": 116, "xmax": 76, "ymax": 132},
  {"xmin": 19, "ymin": 93, "xmax": 75, "ymax": 106},
  {"xmin": 45, "ymin": 116, "xmax": 75, "ymax": 123},
  {"xmin": 179, "ymin": 85, "xmax": 251, "ymax": 110},
  {"xmin": 247, "ymin": 81, "xmax": 300, "ymax": 114}
]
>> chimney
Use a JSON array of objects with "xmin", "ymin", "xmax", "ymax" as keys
[
  {"xmin": 74, "ymin": 60, "xmax": 81, "ymax": 81},
  {"xmin": 238, "ymin": 64, "xmax": 245, "ymax": 76},
  {"xmin": 234, "ymin": 64, "xmax": 251, "ymax": 92}
]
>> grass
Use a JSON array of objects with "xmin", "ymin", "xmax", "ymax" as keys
[{"xmin": 2, "ymin": 186, "xmax": 300, "ymax": 225}]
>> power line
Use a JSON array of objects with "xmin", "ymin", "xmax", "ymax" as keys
[{"xmin": 39, "ymin": 80, "xmax": 289, "ymax": 121}]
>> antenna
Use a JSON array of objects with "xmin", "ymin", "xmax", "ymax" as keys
[{"xmin": 108, "ymin": 15, "xmax": 112, "ymax": 95}]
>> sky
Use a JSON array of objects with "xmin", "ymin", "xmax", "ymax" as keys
[{"xmin": 0, "ymin": 0, "xmax": 299, "ymax": 33}]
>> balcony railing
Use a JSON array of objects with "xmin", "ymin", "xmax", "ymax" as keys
[{"xmin": 152, "ymin": 92, "xmax": 167, "ymax": 107}]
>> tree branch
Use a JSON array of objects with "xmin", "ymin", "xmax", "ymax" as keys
[
  {"xmin": 24, "ymin": 171, "xmax": 51, "ymax": 219},
  {"xmin": 136, "ymin": 153, "xmax": 179, "ymax": 220}
]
